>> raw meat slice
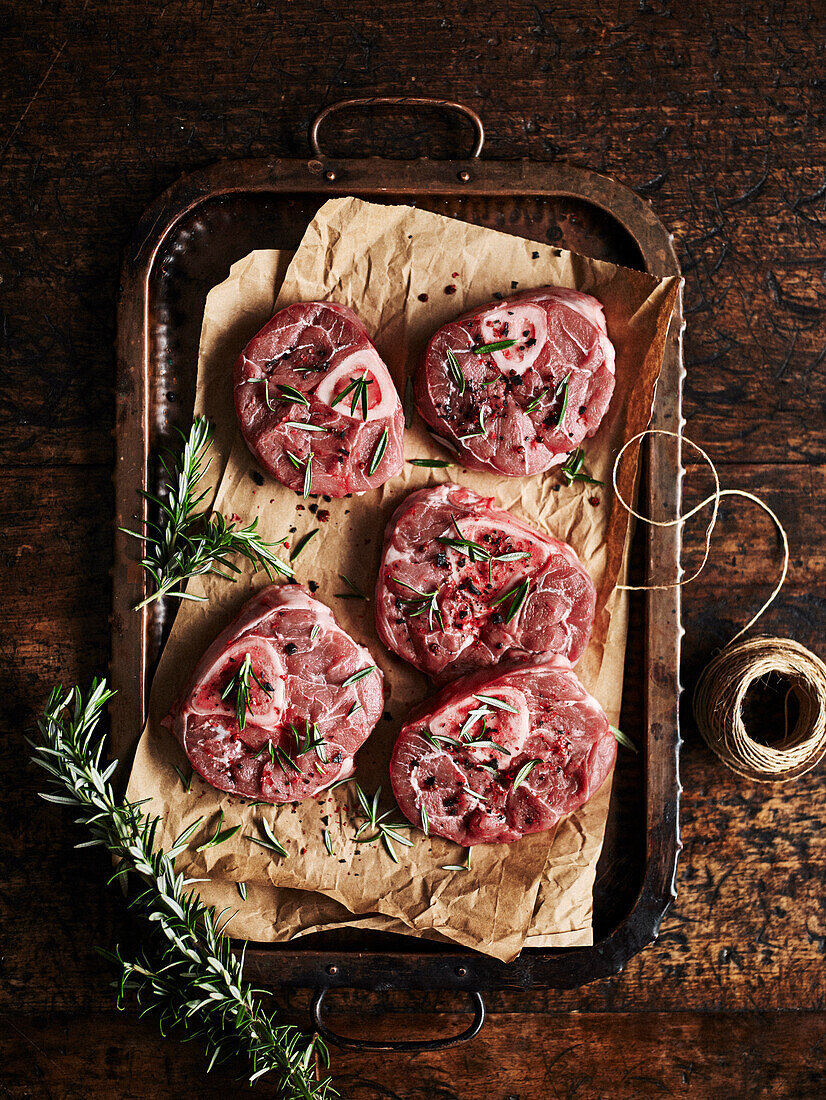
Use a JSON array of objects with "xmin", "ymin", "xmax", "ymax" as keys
[
  {"xmin": 415, "ymin": 287, "xmax": 616, "ymax": 476},
  {"xmin": 374, "ymin": 484, "xmax": 596, "ymax": 682},
  {"xmin": 234, "ymin": 301, "xmax": 404, "ymax": 497},
  {"xmin": 390, "ymin": 657, "xmax": 615, "ymax": 845},
  {"xmin": 164, "ymin": 584, "xmax": 384, "ymax": 803}
]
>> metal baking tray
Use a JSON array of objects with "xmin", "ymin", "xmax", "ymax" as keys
[{"xmin": 113, "ymin": 97, "xmax": 683, "ymax": 1051}]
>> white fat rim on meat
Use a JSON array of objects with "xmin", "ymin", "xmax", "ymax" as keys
[
  {"xmin": 314, "ymin": 346, "xmax": 399, "ymax": 421},
  {"xmin": 189, "ymin": 636, "xmax": 287, "ymax": 722}
]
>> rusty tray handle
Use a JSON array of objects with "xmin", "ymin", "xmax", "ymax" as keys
[
  {"xmin": 310, "ymin": 988, "xmax": 485, "ymax": 1052},
  {"xmin": 308, "ymin": 96, "xmax": 485, "ymax": 159}
]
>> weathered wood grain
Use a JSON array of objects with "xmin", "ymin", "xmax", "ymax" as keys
[
  {"xmin": 0, "ymin": 0, "xmax": 823, "ymax": 1095},
  {"xmin": 1, "ymin": 1011, "xmax": 823, "ymax": 1098}
]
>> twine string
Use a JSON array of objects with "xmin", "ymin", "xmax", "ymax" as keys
[{"xmin": 611, "ymin": 428, "xmax": 826, "ymax": 782}]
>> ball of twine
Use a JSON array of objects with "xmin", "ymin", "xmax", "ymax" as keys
[
  {"xmin": 692, "ymin": 636, "xmax": 826, "ymax": 782},
  {"xmin": 613, "ymin": 429, "xmax": 826, "ymax": 783}
]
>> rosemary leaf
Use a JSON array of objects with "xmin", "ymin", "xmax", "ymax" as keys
[
  {"xmin": 196, "ymin": 811, "xmax": 242, "ymax": 852},
  {"xmin": 284, "ymin": 421, "xmax": 330, "ymax": 433},
  {"xmin": 512, "ymin": 758, "xmax": 542, "ymax": 791},
  {"xmin": 420, "ymin": 803, "xmax": 429, "ymax": 836},
  {"xmin": 472, "ymin": 338, "xmax": 517, "ymax": 354},
  {"xmin": 555, "ymin": 372, "xmax": 571, "ymax": 429},
  {"xmin": 336, "ymin": 574, "xmax": 367, "ymax": 600},
  {"xmin": 525, "ymin": 387, "xmax": 547, "ymax": 414},
  {"xmin": 446, "ymin": 348, "xmax": 466, "ymax": 394},
  {"xmin": 173, "ymin": 764, "xmax": 193, "ymax": 793},
  {"xmin": 473, "ymin": 693, "xmax": 519, "ymax": 713},
  {"xmin": 276, "ymin": 384, "xmax": 310, "ymax": 407},
  {"xmin": 490, "ymin": 578, "xmax": 530, "ymax": 624},
  {"xmin": 409, "ymin": 458, "xmax": 454, "ymax": 468},
  {"xmin": 302, "ymin": 451, "xmax": 313, "ymax": 499},
  {"xmin": 368, "ymin": 428, "xmax": 388, "ymax": 476},
  {"xmin": 237, "ymin": 881, "xmax": 248, "ymax": 901},
  {"xmin": 611, "ymin": 725, "xmax": 638, "ymax": 753},
  {"xmin": 323, "ymin": 828, "xmax": 334, "ymax": 856},
  {"xmin": 290, "ymin": 528, "xmax": 319, "ymax": 561}
]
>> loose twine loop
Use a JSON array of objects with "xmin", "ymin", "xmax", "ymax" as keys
[{"xmin": 612, "ymin": 429, "xmax": 826, "ymax": 783}]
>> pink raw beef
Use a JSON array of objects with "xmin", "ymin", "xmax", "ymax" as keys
[
  {"xmin": 415, "ymin": 287, "xmax": 615, "ymax": 476},
  {"xmin": 375, "ymin": 484, "xmax": 596, "ymax": 683},
  {"xmin": 390, "ymin": 657, "xmax": 615, "ymax": 845},
  {"xmin": 234, "ymin": 301, "xmax": 404, "ymax": 497},
  {"xmin": 164, "ymin": 584, "xmax": 384, "ymax": 803}
]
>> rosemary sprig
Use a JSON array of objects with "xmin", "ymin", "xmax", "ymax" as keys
[
  {"xmin": 446, "ymin": 348, "xmax": 466, "ymax": 394},
  {"xmin": 291, "ymin": 528, "xmax": 319, "ymax": 560},
  {"xmin": 512, "ymin": 758, "xmax": 542, "ymax": 790},
  {"xmin": 561, "ymin": 448, "xmax": 603, "ymax": 487},
  {"xmin": 196, "ymin": 809, "xmax": 242, "ymax": 852},
  {"xmin": 351, "ymin": 783, "xmax": 413, "ymax": 863},
  {"xmin": 336, "ymin": 574, "xmax": 367, "ymax": 600},
  {"xmin": 368, "ymin": 428, "xmax": 388, "ymax": 476},
  {"xmin": 472, "ymin": 338, "xmax": 517, "ymax": 354},
  {"xmin": 220, "ymin": 653, "xmax": 273, "ymax": 732},
  {"xmin": 121, "ymin": 417, "xmax": 293, "ymax": 610},
  {"xmin": 31, "ymin": 682, "xmax": 330, "ymax": 1096},
  {"xmin": 394, "ymin": 579, "xmax": 444, "ymax": 631},
  {"xmin": 490, "ymin": 578, "xmax": 530, "ymax": 624},
  {"xmin": 611, "ymin": 724, "xmax": 638, "ymax": 753}
]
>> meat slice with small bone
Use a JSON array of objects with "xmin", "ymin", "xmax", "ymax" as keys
[
  {"xmin": 234, "ymin": 301, "xmax": 404, "ymax": 497},
  {"xmin": 415, "ymin": 287, "xmax": 616, "ymax": 476},
  {"xmin": 164, "ymin": 584, "xmax": 384, "ymax": 803},
  {"xmin": 374, "ymin": 484, "xmax": 596, "ymax": 683},
  {"xmin": 390, "ymin": 657, "xmax": 615, "ymax": 846}
]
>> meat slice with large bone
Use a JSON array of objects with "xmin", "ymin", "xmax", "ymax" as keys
[
  {"xmin": 390, "ymin": 657, "xmax": 615, "ymax": 846},
  {"xmin": 375, "ymin": 484, "xmax": 596, "ymax": 683},
  {"xmin": 415, "ymin": 287, "xmax": 616, "ymax": 476},
  {"xmin": 164, "ymin": 584, "xmax": 384, "ymax": 803},
  {"xmin": 234, "ymin": 301, "xmax": 404, "ymax": 497}
]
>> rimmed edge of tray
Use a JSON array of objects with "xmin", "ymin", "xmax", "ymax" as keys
[{"xmin": 113, "ymin": 154, "xmax": 683, "ymax": 992}]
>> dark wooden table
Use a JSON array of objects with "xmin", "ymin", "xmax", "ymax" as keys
[{"xmin": 1, "ymin": 2, "xmax": 824, "ymax": 1097}]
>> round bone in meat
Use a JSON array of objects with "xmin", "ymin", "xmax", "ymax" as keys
[
  {"xmin": 390, "ymin": 657, "xmax": 615, "ymax": 845},
  {"xmin": 375, "ymin": 484, "xmax": 596, "ymax": 683}
]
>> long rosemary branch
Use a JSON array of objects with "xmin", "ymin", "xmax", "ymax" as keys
[
  {"xmin": 121, "ymin": 416, "xmax": 293, "ymax": 610},
  {"xmin": 31, "ymin": 680, "xmax": 334, "ymax": 1097}
]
